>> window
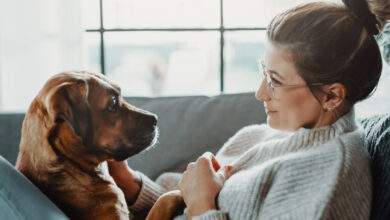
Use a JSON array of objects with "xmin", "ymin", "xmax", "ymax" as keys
[
  {"xmin": 82, "ymin": 0, "xmax": 390, "ymax": 118},
  {"xmin": 83, "ymin": 0, "xmax": 312, "ymax": 97},
  {"xmin": 0, "ymin": 0, "xmax": 388, "ymax": 116},
  {"xmin": 0, "ymin": 0, "xmax": 84, "ymax": 112}
]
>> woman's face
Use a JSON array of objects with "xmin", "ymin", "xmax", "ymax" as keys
[{"xmin": 256, "ymin": 41, "xmax": 323, "ymax": 131}]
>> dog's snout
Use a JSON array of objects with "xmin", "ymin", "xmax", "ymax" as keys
[
  {"xmin": 144, "ymin": 114, "xmax": 158, "ymax": 127},
  {"xmin": 129, "ymin": 106, "xmax": 158, "ymax": 127}
]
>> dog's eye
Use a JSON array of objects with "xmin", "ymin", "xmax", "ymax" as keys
[{"xmin": 107, "ymin": 96, "xmax": 119, "ymax": 113}]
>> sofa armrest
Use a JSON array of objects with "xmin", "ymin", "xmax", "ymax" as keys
[{"xmin": 0, "ymin": 155, "xmax": 68, "ymax": 220}]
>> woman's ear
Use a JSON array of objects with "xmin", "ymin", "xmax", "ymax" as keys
[{"xmin": 320, "ymin": 83, "xmax": 347, "ymax": 111}]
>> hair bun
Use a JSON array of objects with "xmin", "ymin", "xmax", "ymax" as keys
[
  {"xmin": 360, "ymin": 12, "xmax": 380, "ymax": 35},
  {"xmin": 342, "ymin": 0, "xmax": 380, "ymax": 35}
]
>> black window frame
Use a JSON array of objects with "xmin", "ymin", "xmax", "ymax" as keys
[{"xmin": 86, "ymin": 0, "xmax": 266, "ymax": 92}]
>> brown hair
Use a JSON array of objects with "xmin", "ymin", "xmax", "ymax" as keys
[{"xmin": 267, "ymin": 0, "xmax": 390, "ymax": 106}]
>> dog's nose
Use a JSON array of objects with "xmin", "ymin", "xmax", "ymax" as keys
[{"xmin": 144, "ymin": 114, "xmax": 158, "ymax": 127}]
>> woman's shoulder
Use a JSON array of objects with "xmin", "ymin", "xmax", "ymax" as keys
[
  {"xmin": 276, "ymin": 128, "xmax": 368, "ymax": 173},
  {"xmin": 322, "ymin": 127, "xmax": 368, "ymax": 163},
  {"xmin": 335, "ymin": 128, "xmax": 370, "ymax": 168},
  {"xmin": 299, "ymin": 128, "xmax": 369, "ymax": 174}
]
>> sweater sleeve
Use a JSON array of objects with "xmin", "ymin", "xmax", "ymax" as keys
[
  {"xmin": 216, "ymin": 124, "xmax": 269, "ymax": 166},
  {"xmin": 128, "ymin": 171, "xmax": 167, "ymax": 212},
  {"xmin": 192, "ymin": 210, "xmax": 228, "ymax": 220}
]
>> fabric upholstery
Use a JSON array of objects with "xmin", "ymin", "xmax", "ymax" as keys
[
  {"xmin": 125, "ymin": 93, "xmax": 265, "ymax": 179},
  {"xmin": 361, "ymin": 114, "xmax": 390, "ymax": 220},
  {"xmin": 0, "ymin": 155, "xmax": 68, "ymax": 220},
  {"xmin": 0, "ymin": 93, "xmax": 389, "ymax": 220},
  {"xmin": 0, "ymin": 113, "xmax": 24, "ymax": 165}
]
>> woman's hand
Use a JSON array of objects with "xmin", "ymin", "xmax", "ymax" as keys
[
  {"xmin": 178, "ymin": 152, "xmax": 233, "ymax": 218},
  {"xmin": 107, "ymin": 160, "xmax": 142, "ymax": 205}
]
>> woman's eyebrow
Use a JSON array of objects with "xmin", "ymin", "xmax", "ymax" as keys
[
  {"xmin": 260, "ymin": 60, "xmax": 285, "ymax": 80},
  {"xmin": 268, "ymin": 69, "xmax": 285, "ymax": 80}
]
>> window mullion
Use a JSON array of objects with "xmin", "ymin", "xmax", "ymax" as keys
[
  {"xmin": 99, "ymin": 0, "xmax": 106, "ymax": 75},
  {"xmin": 219, "ymin": 0, "xmax": 224, "ymax": 93}
]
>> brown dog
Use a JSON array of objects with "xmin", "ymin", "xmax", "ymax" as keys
[{"xmin": 15, "ymin": 71, "xmax": 158, "ymax": 220}]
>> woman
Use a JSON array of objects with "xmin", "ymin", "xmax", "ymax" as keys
[{"xmin": 109, "ymin": 0, "xmax": 390, "ymax": 219}]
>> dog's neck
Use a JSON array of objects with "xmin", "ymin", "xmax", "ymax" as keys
[
  {"xmin": 48, "ymin": 122, "xmax": 107, "ymax": 174},
  {"xmin": 52, "ymin": 143, "xmax": 103, "ymax": 175}
]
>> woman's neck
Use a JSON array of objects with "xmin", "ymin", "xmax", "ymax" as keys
[
  {"xmin": 311, "ymin": 105, "xmax": 350, "ymax": 129},
  {"xmin": 302, "ymin": 105, "xmax": 350, "ymax": 129}
]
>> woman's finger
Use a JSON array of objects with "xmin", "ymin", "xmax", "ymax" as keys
[
  {"xmin": 210, "ymin": 155, "xmax": 221, "ymax": 171},
  {"xmin": 186, "ymin": 162, "xmax": 196, "ymax": 170},
  {"xmin": 199, "ymin": 152, "xmax": 221, "ymax": 171}
]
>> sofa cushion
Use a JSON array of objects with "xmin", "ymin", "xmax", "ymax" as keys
[
  {"xmin": 0, "ymin": 155, "xmax": 68, "ymax": 220},
  {"xmin": 0, "ymin": 113, "xmax": 24, "ymax": 164},
  {"xmin": 360, "ymin": 114, "xmax": 390, "ymax": 220},
  {"xmin": 125, "ymin": 92, "xmax": 266, "ymax": 179}
]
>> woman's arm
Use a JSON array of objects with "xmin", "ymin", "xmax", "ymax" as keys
[{"xmin": 107, "ymin": 160, "xmax": 166, "ymax": 212}]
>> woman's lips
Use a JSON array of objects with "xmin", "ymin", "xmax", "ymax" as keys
[{"xmin": 265, "ymin": 108, "xmax": 277, "ymax": 114}]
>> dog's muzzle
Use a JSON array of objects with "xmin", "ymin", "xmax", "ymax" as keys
[{"xmin": 112, "ymin": 127, "xmax": 159, "ymax": 161}]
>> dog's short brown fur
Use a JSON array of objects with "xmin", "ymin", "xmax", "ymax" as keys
[{"xmin": 16, "ymin": 71, "xmax": 158, "ymax": 220}]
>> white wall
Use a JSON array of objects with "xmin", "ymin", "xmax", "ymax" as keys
[{"xmin": 0, "ymin": 0, "xmax": 84, "ymax": 112}]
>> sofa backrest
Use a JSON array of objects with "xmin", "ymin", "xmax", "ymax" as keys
[
  {"xmin": 0, "ymin": 113, "xmax": 24, "ymax": 165},
  {"xmin": 0, "ymin": 93, "xmax": 265, "ymax": 178},
  {"xmin": 361, "ymin": 114, "xmax": 390, "ymax": 220},
  {"xmin": 124, "ymin": 93, "xmax": 266, "ymax": 179},
  {"xmin": 1, "ymin": 93, "xmax": 389, "ymax": 219}
]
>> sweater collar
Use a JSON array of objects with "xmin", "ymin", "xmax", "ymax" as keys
[{"xmin": 290, "ymin": 108, "xmax": 358, "ymax": 146}]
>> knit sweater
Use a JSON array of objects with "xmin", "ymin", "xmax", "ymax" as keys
[{"xmin": 129, "ymin": 110, "xmax": 372, "ymax": 220}]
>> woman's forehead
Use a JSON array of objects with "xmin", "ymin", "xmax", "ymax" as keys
[{"xmin": 263, "ymin": 42, "xmax": 304, "ymax": 82}]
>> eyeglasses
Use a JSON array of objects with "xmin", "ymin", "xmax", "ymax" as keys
[{"xmin": 258, "ymin": 60, "xmax": 323, "ymax": 99}]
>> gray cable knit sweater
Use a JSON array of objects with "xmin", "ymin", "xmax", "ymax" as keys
[{"xmin": 129, "ymin": 110, "xmax": 372, "ymax": 220}]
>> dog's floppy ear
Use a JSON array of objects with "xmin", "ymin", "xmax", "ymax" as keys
[
  {"xmin": 45, "ymin": 79, "xmax": 89, "ymax": 137},
  {"xmin": 16, "ymin": 78, "xmax": 90, "ymax": 176},
  {"xmin": 44, "ymin": 79, "xmax": 93, "ymax": 163}
]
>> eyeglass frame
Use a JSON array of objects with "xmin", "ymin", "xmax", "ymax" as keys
[{"xmin": 258, "ymin": 60, "xmax": 324, "ymax": 99}]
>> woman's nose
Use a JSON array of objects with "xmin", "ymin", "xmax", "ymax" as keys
[{"xmin": 255, "ymin": 80, "xmax": 271, "ymax": 102}]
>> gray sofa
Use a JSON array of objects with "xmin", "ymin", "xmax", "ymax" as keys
[{"xmin": 0, "ymin": 93, "xmax": 389, "ymax": 220}]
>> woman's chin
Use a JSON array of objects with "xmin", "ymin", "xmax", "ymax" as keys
[{"xmin": 267, "ymin": 117, "xmax": 300, "ymax": 132}]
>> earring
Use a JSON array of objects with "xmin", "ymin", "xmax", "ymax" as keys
[
  {"xmin": 327, "ymin": 105, "xmax": 335, "ymax": 112},
  {"xmin": 323, "ymin": 104, "xmax": 334, "ymax": 112}
]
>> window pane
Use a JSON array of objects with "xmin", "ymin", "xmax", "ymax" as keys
[
  {"xmin": 81, "ymin": 0, "xmax": 100, "ymax": 29},
  {"xmin": 103, "ymin": 0, "xmax": 219, "ymax": 28},
  {"xmin": 224, "ymin": 0, "xmax": 314, "ymax": 27},
  {"xmin": 224, "ymin": 31, "xmax": 266, "ymax": 93},
  {"xmin": 0, "ymin": 0, "xmax": 84, "ymax": 111},
  {"xmin": 82, "ymin": 33, "xmax": 101, "ymax": 73},
  {"xmin": 105, "ymin": 32, "xmax": 219, "ymax": 96}
]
